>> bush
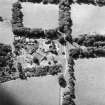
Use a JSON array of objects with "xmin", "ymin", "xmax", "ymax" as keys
[
  {"xmin": 77, "ymin": 0, "xmax": 96, "ymax": 5},
  {"xmin": 17, "ymin": 63, "xmax": 23, "ymax": 73},
  {"xmin": 19, "ymin": 0, "xmax": 59, "ymax": 4},
  {"xmin": 33, "ymin": 56, "xmax": 40, "ymax": 65},
  {"xmin": 69, "ymin": 48, "xmax": 80, "ymax": 59},
  {"xmin": 49, "ymin": 65, "xmax": 62, "ymax": 75},
  {"xmin": 65, "ymin": 35, "xmax": 72, "ymax": 43},
  {"xmin": 58, "ymin": 74, "xmax": 67, "ymax": 88},
  {"xmin": 45, "ymin": 29, "xmax": 59, "ymax": 40},
  {"xmin": 59, "ymin": 37, "xmax": 66, "ymax": 46},
  {"xmin": 73, "ymin": 34, "xmax": 105, "ymax": 47},
  {"xmin": 62, "ymin": 95, "xmax": 75, "ymax": 105},
  {"xmin": 35, "ymin": 66, "xmax": 48, "ymax": 76},
  {"xmin": 0, "ymin": 16, "xmax": 3, "ymax": 22}
]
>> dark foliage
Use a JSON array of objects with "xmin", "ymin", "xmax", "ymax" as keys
[
  {"xmin": 65, "ymin": 35, "xmax": 72, "ymax": 43},
  {"xmin": 45, "ymin": 29, "xmax": 60, "ymax": 40},
  {"xmin": 58, "ymin": 74, "xmax": 67, "ymax": 88},
  {"xmin": 49, "ymin": 65, "xmax": 62, "ymax": 75},
  {"xmin": 73, "ymin": 34, "xmax": 105, "ymax": 47},
  {"xmin": 69, "ymin": 48, "xmax": 81, "ymax": 59},
  {"xmin": 42, "ymin": 0, "xmax": 48, "ymax": 4},
  {"xmin": 0, "ymin": 16, "xmax": 3, "ymax": 22},
  {"xmin": 17, "ymin": 63, "xmax": 23, "ymax": 73},
  {"xmin": 96, "ymin": 0, "xmax": 105, "ymax": 6},
  {"xmin": 24, "ymin": 64, "xmax": 62, "ymax": 77},
  {"xmin": 77, "ymin": 0, "xmax": 96, "ymax": 5},
  {"xmin": 69, "ymin": 46, "xmax": 105, "ymax": 59},
  {"xmin": 62, "ymin": 95, "xmax": 75, "ymax": 105},
  {"xmin": 19, "ymin": 0, "xmax": 59, "ymax": 4},
  {"xmin": 59, "ymin": 0, "xmax": 73, "ymax": 47},
  {"xmin": 45, "ymin": 40, "xmax": 51, "ymax": 44},
  {"xmin": 12, "ymin": 2, "xmax": 23, "ymax": 28},
  {"xmin": 0, "ymin": 43, "xmax": 12, "ymax": 67},
  {"xmin": 77, "ymin": 0, "xmax": 105, "ymax": 6},
  {"xmin": 68, "ymin": 56, "xmax": 75, "ymax": 65},
  {"xmin": 63, "ymin": 91, "xmax": 75, "ymax": 99},
  {"xmin": 17, "ymin": 63, "xmax": 26, "ymax": 79},
  {"xmin": 59, "ymin": 37, "xmax": 66, "ymax": 45},
  {"xmin": 33, "ymin": 56, "xmax": 40, "ymax": 65},
  {"xmin": 35, "ymin": 66, "xmax": 48, "ymax": 76}
]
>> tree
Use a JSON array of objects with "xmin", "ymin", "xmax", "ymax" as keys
[
  {"xmin": 33, "ymin": 56, "xmax": 40, "ymax": 65},
  {"xmin": 59, "ymin": 37, "xmax": 66, "ymax": 46},
  {"xmin": 58, "ymin": 74, "xmax": 67, "ymax": 88},
  {"xmin": 0, "ymin": 16, "xmax": 3, "ymax": 22},
  {"xmin": 17, "ymin": 62, "xmax": 22, "ymax": 73}
]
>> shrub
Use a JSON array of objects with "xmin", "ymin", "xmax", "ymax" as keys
[
  {"xmin": 59, "ymin": 37, "xmax": 66, "ymax": 45},
  {"xmin": 35, "ymin": 66, "xmax": 48, "ymax": 76},
  {"xmin": 45, "ymin": 29, "xmax": 59, "ymax": 40},
  {"xmin": 62, "ymin": 95, "xmax": 75, "ymax": 105},
  {"xmin": 58, "ymin": 74, "xmax": 67, "ymax": 88},
  {"xmin": 0, "ymin": 16, "xmax": 3, "ymax": 22},
  {"xmin": 77, "ymin": 0, "xmax": 96, "ymax": 5},
  {"xmin": 49, "ymin": 65, "xmax": 62, "ymax": 75},
  {"xmin": 33, "ymin": 56, "xmax": 40, "ymax": 65}
]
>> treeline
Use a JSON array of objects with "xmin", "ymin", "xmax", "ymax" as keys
[
  {"xmin": 69, "ymin": 47, "xmax": 105, "ymax": 59},
  {"xmin": 59, "ymin": 0, "xmax": 73, "ymax": 44},
  {"xmin": 0, "ymin": 43, "xmax": 17, "ymax": 83},
  {"xmin": 19, "ymin": 0, "xmax": 59, "ymax": 4},
  {"xmin": 61, "ymin": 57, "xmax": 75, "ymax": 105},
  {"xmin": 59, "ymin": 1, "xmax": 75, "ymax": 105},
  {"xmin": 18, "ymin": 0, "xmax": 105, "ymax": 6},
  {"xmin": 12, "ymin": 2, "xmax": 23, "ymax": 28},
  {"xmin": 24, "ymin": 64, "xmax": 62, "ymax": 77},
  {"xmin": 19, "ymin": 0, "xmax": 105, "ymax": 6},
  {"xmin": 73, "ymin": 34, "xmax": 105, "ymax": 47},
  {"xmin": 13, "ymin": 27, "xmax": 62, "ymax": 39},
  {"xmin": 0, "ymin": 43, "xmax": 12, "ymax": 67},
  {"xmin": 76, "ymin": 0, "xmax": 105, "ymax": 6},
  {"xmin": 13, "ymin": 38, "xmax": 25, "ymax": 56}
]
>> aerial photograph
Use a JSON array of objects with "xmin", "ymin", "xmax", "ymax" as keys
[{"xmin": 0, "ymin": 0, "xmax": 105, "ymax": 105}]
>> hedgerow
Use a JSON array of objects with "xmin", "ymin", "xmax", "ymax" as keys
[
  {"xmin": 76, "ymin": 0, "xmax": 105, "ymax": 6},
  {"xmin": 69, "ymin": 46, "xmax": 105, "ymax": 59},
  {"xmin": 24, "ymin": 64, "xmax": 62, "ymax": 77},
  {"xmin": 73, "ymin": 34, "xmax": 105, "ymax": 47},
  {"xmin": 0, "ymin": 43, "xmax": 18, "ymax": 83},
  {"xmin": 19, "ymin": 0, "xmax": 59, "ymax": 4}
]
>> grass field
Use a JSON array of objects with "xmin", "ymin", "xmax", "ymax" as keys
[
  {"xmin": 2, "ymin": 76, "xmax": 60, "ymax": 105},
  {"xmin": 22, "ymin": 2, "xmax": 59, "ymax": 29},
  {"xmin": 75, "ymin": 58, "xmax": 105, "ymax": 105}
]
